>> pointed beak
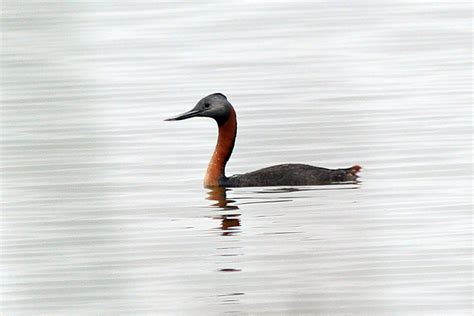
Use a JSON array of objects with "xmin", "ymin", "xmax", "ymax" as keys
[{"xmin": 164, "ymin": 109, "xmax": 202, "ymax": 121}]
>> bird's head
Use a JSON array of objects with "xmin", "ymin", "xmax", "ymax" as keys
[{"xmin": 165, "ymin": 93, "xmax": 233, "ymax": 125}]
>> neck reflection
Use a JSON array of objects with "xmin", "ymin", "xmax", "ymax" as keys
[{"xmin": 207, "ymin": 187, "xmax": 240, "ymax": 236}]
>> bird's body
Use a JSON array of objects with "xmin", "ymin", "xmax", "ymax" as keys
[
  {"xmin": 165, "ymin": 93, "xmax": 361, "ymax": 188},
  {"xmin": 223, "ymin": 164, "xmax": 361, "ymax": 187}
]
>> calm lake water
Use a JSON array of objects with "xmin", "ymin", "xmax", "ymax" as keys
[{"xmin": 1, "ymin": 1, "xmax": 472, "ymax": 315}]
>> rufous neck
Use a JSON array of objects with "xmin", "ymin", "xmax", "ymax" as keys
[{"xmin": 204, "ymin": 107, "xmax": 237, "ymax": 187}]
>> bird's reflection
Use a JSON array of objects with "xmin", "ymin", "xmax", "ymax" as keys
[
  {"xmin": 206, "ymin": 186, "xmax": 243, "ymax": 311},
  {"xmin": 207, "ymin": 187, "xmax": 240, "ymax": 236},
  {"xmin": 207, "ymin": 186, "xmax": 238, "ymax": 210}
]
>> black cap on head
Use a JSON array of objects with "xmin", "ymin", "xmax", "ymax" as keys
[{"xmin": 211, "ymin": 92, "xmax": 227, "ymax": 99}]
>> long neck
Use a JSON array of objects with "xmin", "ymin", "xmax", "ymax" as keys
[{"xmin": 204, "ymin": 107, "xmax": 237, "ymax": 187}]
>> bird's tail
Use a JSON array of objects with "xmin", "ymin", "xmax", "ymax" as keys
[{"xmin": 345, "ymin": 165, "xmax": 362, "ymax": 181}]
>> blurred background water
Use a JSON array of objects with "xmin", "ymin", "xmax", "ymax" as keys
[{"xmin": 1, "ymin": 0, "xmax": 472, "ymax": 315}]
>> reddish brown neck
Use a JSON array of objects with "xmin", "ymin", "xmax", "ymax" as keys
[{"xmin": 204, "ymin": 107, "xmax": 237, "ymax": 187}]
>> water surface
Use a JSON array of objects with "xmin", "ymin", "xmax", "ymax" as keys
[{"xmin": 1, "ymin": 0, "xmax": 472, "ymax": 315}]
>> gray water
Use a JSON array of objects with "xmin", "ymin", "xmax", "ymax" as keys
[{"xmin": 1, "ymin": 1, "xmax": 472, "ymax": 315}]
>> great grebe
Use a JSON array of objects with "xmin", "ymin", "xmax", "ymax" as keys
[{"xmin": 165, "ymin": 93, "xmax": 361, "ymax": 187}]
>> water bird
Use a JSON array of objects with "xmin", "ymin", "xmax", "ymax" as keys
[{"xmin": 165, "ymin": 93, "xmax": 361, "ymax": 188}]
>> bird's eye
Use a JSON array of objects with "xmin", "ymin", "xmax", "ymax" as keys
[{"xmin": 204, "ymin": 103, "xmax": 210, "ymax": 108}]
